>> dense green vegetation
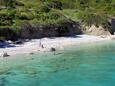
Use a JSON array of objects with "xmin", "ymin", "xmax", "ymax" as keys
[{"xmin": 0, "ymin": 0, "xmax": 115, "ymax": 40}]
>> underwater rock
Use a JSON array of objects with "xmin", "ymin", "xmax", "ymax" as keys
[{"xmin": 29, "ymin": 52, "xmax": 34, "ymax": 55}]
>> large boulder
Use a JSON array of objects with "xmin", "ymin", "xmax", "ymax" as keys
[
  {"xmin": 84, "ymin": 25, "xmax": 111, "ymax": 36},
  {"xmin": 111, "ymin": 18, "xmax": 115, "ymax": 35}
]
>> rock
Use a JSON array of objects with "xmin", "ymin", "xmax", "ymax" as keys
[
  {"xmin": 29, "ymin": 52, "xmax": 34, "ymax": 55},
  {"xmin": 14, "ymin": 40, "xmax": 24, "ymax": 44},
  {"xmin": 85, "ymin": 25, "xmax": 111, "ymax": 36},
  {"xmin": 111, "ymin": 18, "xmax": 115, "ymax": 35},
  {"xmin": 50, "ymin": 47, "xmax": 56, "ymax": 52},
  {"xmin": 110, "ymin": 35, "xmax": 115, "ymax": 40},
  {"xmin": 100, "ymin": 35, "xmax": 107, "ymax": 38},
  {"xmin": 2, "ymin": 52, "xmax": 10, "ymax": 57},
  {"xmin": 7, "ymin": 40, "xmax": 13, "ymax": 44},
  {"xmin": 111, "ymin": 37, "xmax": 115, "ymax": 40}
]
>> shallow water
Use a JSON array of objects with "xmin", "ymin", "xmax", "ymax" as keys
[{"xmin": 0, "ymin": 41, "xmax": 115, "ymax": 86}]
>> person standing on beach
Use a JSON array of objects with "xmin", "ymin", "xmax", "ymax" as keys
[
  {"xmin": 39, "ymin": 39, "xmax": 44, "ymax": 48},
  {"xmin": 39, "ymin": 39, "xmax": 42, "ymax": 47}
]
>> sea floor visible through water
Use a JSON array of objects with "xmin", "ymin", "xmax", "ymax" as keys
[{"xmin": 0, "ymin": 40, "xmax": 115, "ymax": 86}]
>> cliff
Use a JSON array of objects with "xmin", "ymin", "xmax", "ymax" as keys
[{"xmin": 0, "ymin": 0, "xmax": 115, "ymax": 41}]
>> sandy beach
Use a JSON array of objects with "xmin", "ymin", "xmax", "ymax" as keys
[{"xmin": 0, "ymin": 35, "xmax": 111, "ymax": 57}]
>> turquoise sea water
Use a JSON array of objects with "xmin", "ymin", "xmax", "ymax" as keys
[{"xmin": 0, "ymin": 41, "xmax": 115, "ymax": 86}]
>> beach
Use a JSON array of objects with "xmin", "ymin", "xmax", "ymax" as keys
[{"xmin": 0, "ymin": 35, "xmax": 111, "ymax": 57}]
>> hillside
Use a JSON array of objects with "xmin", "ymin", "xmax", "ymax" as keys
[{"xmin": 0, "ymin": 0, "xmax": 115, "ymax": 40}]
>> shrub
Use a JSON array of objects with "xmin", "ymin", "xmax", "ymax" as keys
[
  {"xmin": 39, "ymin": 4, "xmax": 50, "ymax": 13},
  {"xmin": 0, "ymin": 9, "xmax": 15, "ymax": 26},
  {"xmin": 47, "ymin": 1, "xmax": 62, "ymax": 10},
  {"xmin": 16, "ymin": 12, "xmax": 35, "ymax": 20}
]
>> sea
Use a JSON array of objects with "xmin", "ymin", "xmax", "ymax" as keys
[{"xmin": 0, "ymin": 40, "xmax": 115, "ymax": 86}]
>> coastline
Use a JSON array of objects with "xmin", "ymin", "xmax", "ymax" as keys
[{"xmin": 0, "ymin": 35, "xmax": 112, "ymax": 57}]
